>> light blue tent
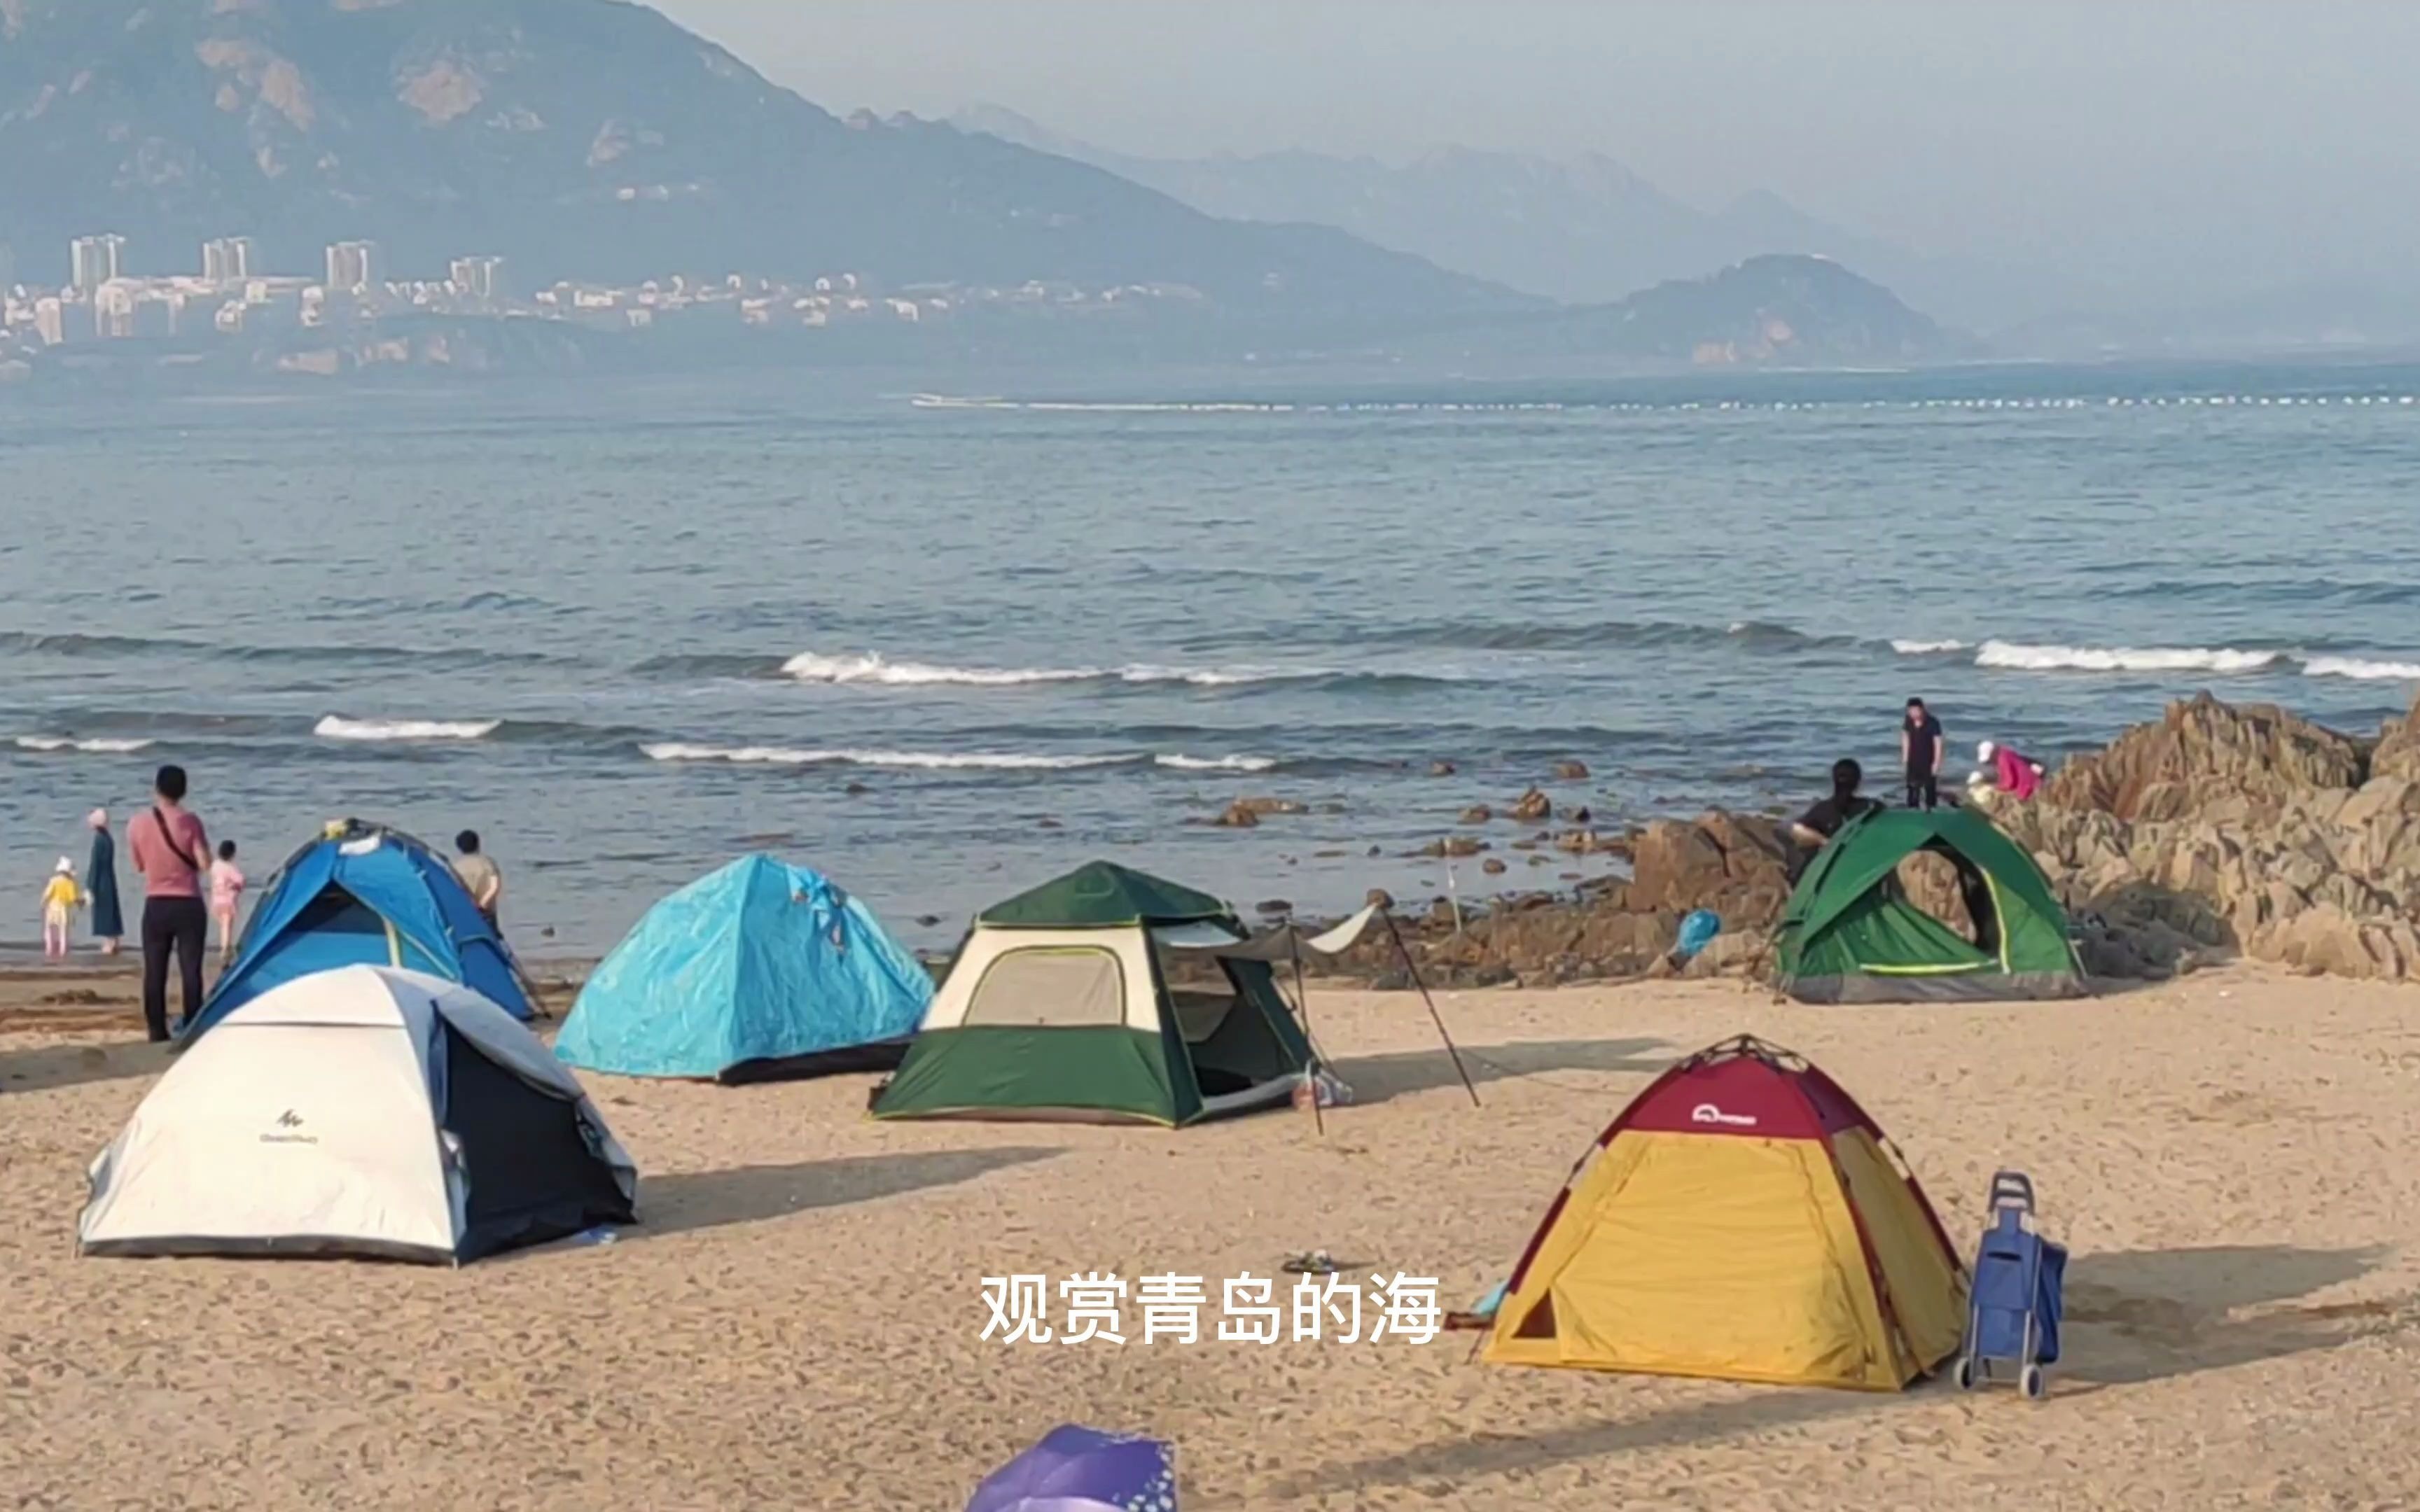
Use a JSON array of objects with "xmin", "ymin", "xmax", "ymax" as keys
[
  {"xmin": 555, "ymin": 856, "xmax": 933, "ymax": 1083},
  {"xmin": 184, "ymin": 821, "xmax": 531, "ymax": 1040}
]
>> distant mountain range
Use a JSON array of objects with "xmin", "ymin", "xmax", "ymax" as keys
[
  {"xmin": 952, "ymin": 104, "xmax": 2024, "ymax": 330},
  {"xmin": 1414, "ymin": 253, "xmax": 1971, "ymax": 368},
  {"xmin": 0, "ymin": 0, "xmax": 1979, "ymax": 374},
  {"xmin": 0, "ymin": 0, "xmax": 1524, "ymax": 320}
]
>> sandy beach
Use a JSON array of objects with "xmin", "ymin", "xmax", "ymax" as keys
[{"xmin": 7, "ymin": 961, "xmax": 2420, "ymax": 1509}]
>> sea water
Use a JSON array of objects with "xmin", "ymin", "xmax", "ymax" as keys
[{"xmin": 4, "ymin": 360, "xmax": 2416, "ymax": 953}]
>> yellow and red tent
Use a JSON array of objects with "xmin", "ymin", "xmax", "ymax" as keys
[{"xmin": 1485, "ymin": 1035, "xmax": 1968, "ymax": 1390}]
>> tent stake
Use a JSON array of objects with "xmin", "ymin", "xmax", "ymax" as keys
[
  {"xmin": 1383, "ymin": 911, "xmax": 1480, "ymax": 1107},
  {"xmin": 1284, "ymin": 920, "xmax": 1324, "ymax": 1137}
]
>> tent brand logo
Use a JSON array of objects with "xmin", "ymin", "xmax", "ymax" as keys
[
  {"xmin": 1689, "ymin": 1102, "xmax": 1758, "ymax": 1127},
  {"xmin": 260, "ymin": 1110, "xmax": 318, "ymax": 1146}
]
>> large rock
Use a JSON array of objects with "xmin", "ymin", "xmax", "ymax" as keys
[
  {"xmin": 2043, "ymin": 692, "xmax": 2368, "ymax": 821},
  {"xmin": 2372, "ymin": 693, "xmax": 2420, "ymax": 784},
  {"xmin": 2011, "ymin": 693, "xmax": 2420, "ymax": 983},
  {"xmin": 1627, "ymin": 811, "xmax": 1791, "ymax": 929}
]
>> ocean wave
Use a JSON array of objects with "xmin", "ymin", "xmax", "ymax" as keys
[
  {"xmin": 1974, "ymin": 640, "xmax": 2286, "ymax": 674},
  {"xmin": 0, "ymin": 629, "xmax": 574, "ymax": 671},
  {"xmin": 1352, "ymin": 618, "xmax": 1857, "ymax": 654},
  {"xmin": 2304, "ymin": 655, "xmax": 2420, "ymax": 681},
  {"xmin": 642, "ymin": 742, "xmax": 1286, "ymax": 773},
  {"xmin": 314, "ymin": 715, "xmax": 503, "ymax": 742},
  {"xmin": 13, "ymin": 735, "xmax": 157, "ymax": 754},
  {"xmin": 641, "ymin": 742, "xmax": 1127, "ymax": 771},
  {"xmin": 1890, "ymin": 638, "xmax": 1971, "ymax": 655},
  {"xmin": 777, "ymin": 650, "xmax": 1337, "ymax": 689},
  {"xmin": 1153, "ymin": 753, "xmax": 1279, "ymax": 772}
]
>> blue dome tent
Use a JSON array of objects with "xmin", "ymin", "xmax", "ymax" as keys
[
  {"xmin": 183, "ymin": 820, "xmax": 531, "ymax": 1040},
  {"xmin": 555, "ymin": 855, "xmax": 934, "ymax": 1084}
]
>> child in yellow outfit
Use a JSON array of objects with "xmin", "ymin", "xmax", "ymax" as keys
[{"xmin": 41, "ymin": 856, "xmax": 84, "ymax": 961}]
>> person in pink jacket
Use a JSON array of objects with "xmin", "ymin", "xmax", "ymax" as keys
[{"xmin": 1975, "ymin": 740, "xmax": 2045, "ymax": 801}]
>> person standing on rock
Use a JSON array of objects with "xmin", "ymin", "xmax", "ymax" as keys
[
  {"xmin": 129, "ymin": 765, "xmax": 211, "ymax": 1042},
  {"xmin": 1900, "ymin": 697, "xmax": 1945, "ymax": 810}
]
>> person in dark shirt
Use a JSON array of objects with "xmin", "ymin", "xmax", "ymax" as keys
[
  {"xmin": 1789, "ymin": 757, "xmax": 1884, "ymax": 864},
  {"xmin": 1900, "ymin": 696, "xmax": 1945, "ymax": 810}
]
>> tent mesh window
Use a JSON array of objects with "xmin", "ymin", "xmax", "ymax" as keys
[
  {"xmin": 287, "ymin": 885, "xmax": 387, "ymax": 944},
  {"xmin": 961, "ymin": 946, "xmax": 1128, "ymax": 1027}
]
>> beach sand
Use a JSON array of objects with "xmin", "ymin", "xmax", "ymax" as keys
[{"xmin": 6, "ymin": 962, "xmax": 2420, "ymax": 1509}]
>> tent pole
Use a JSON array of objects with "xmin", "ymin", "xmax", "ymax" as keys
[
  {"xmin": 1382, "ymin": 911, "xmax": 1480, "ymax": 1107},
  {"xmin": 1284, "ymin": 921, "xmax": 1323, "ymax": 1137}
]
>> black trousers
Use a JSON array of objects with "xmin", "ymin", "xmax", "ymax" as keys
[
  {"xmin": 1907, "ymin": 773, "xmax": 1940, "ymax": 810},
  {"xmin": 141, "ymin": 896, "xmax": 208, "ymax": 1042}
]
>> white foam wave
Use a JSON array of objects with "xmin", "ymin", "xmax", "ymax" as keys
[
  {"xmin": 641, "ymin": 742, "xmax": 1125, "ymax": 771},
  {"xmin": 314, "ymin": 715, "xmax": 501, "ymax": 742},
  {"xmin": 2304, "ymin": 655, "xmax": 2420, "ymax": 681},
  {"xmin": 779, "ymin": 650, "xmax": 1317, "ymax": 689},
  {"xmin": 13, "ymin": 736, "xmax": 155, "ymax": 754},
  {"xmin": 1891, "ymin": 638, "xmax": 1971, "ymax": 655},
  {"xmin": 1974, "ymin": 640, "xmax": 2283, "ymax": 674},
  {"xmin": 1154, "ymin": 753, "xmax": 1279, "ymax": 772},
  {"xmin": 781, "ymin": 652, "xmax": 1092, "ymax": 687}
]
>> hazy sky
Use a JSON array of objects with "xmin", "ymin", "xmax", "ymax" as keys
[{"xmin": 659, "ymin": 1, "xmax": 2420, "ymax": 286}]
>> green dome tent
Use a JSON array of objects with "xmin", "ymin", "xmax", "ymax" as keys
[
  {"xmin": 872, "ymin": 860, "xmax": 1314, "ymax": 1127},
  {"xmin": 1774, "ymin": 807, "xmax": 2085, "ymax": 1002}
]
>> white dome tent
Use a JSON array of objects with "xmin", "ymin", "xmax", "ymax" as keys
[{"xmin": 81, "ymin": 965, "xmax": 637, "ymax": 1264}]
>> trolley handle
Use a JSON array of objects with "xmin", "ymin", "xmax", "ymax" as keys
[{"xmin": 1988, "ymin": 1170, "xmax": 2036, "ymax": 1212}]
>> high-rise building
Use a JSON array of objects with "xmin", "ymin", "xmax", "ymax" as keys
[
  {"xmin": 93, "ymin": 281, "xmax": 136, "ymax": 339},
  {"xmin": 202, "ymin": 237, "xmax": 258, "ymax": 286},
  {"xmin": 448, "ymin": 255, "xmax": 506, "ymax": 302},
  {"xmin": 324, "ymin": 240, "xmax": 381, "ymax": 295},
  {"xmin": 70, "ymin": 233, "xmax": 127, "ymax": 294}
]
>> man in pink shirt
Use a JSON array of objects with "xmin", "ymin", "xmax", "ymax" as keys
[{"xmin": 128, "ymin": 764, "xmax": 211, "ymax": 1042}]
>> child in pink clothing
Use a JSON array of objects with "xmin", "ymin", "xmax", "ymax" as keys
[{"xmin": 209, "ymin": 841, "xmax": 246, "ymax": 968}]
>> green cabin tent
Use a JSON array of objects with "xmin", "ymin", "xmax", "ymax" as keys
[
  {"xmin": 871, "ymin": 860, "xmax": 1314, "ymax": 1126},
  {"xmin": 1774, "ymin": 806, "xmax": 2085, "ymax": 1002}
]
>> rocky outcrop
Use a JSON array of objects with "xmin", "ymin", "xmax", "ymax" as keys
[
  {"xmin": 1317, "ymin": 810, "xmax": 1792, "ymax": 988},
  {"xmin": 1305, "ymin": 690, "xmax": 2420, "ymax": 992},
  {"xmin": 2001, "ymin": 690, "xmax": 2420, "ymax": 983},
  {"xmin": 2374, "ymin": 699, "xmax": 2420, "ymax": 784},
  {"xmin": 2041, "ymin": 692, "xmax": 2369, "ymax": 822}
]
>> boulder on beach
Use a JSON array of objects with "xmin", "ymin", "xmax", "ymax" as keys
[
  {"xmin": 1459, "ymin": 804, "xmax": 1493, "ymax": 825},
  {"xmin": 1510, "ymin": 788, "xmax": 1552, "ymax": 822},
  {"xmin": 1482, "ymin": 858, "xmax": 1508, "ymax": 875},
  {"xmin": 1427, "ymin": 760, "xmax": 1457, "ymax": 777},
  {"xmin": 1554, "ymin": 760, "xmax": 1591, "ymax": 780}
]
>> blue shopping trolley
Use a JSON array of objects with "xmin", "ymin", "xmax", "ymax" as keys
[{"xmin": 1953, "ymin": 1170, "xmax": 2066, "ymax": 1400}]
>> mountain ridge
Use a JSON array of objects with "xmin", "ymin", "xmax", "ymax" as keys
[
  {"xmin": 0, "ymin": 0, "xmax": 1528, "ymax": 318},
  {"xmin": 951, "ymin": 103, "xmax": 2024, "ymax": 330}
]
